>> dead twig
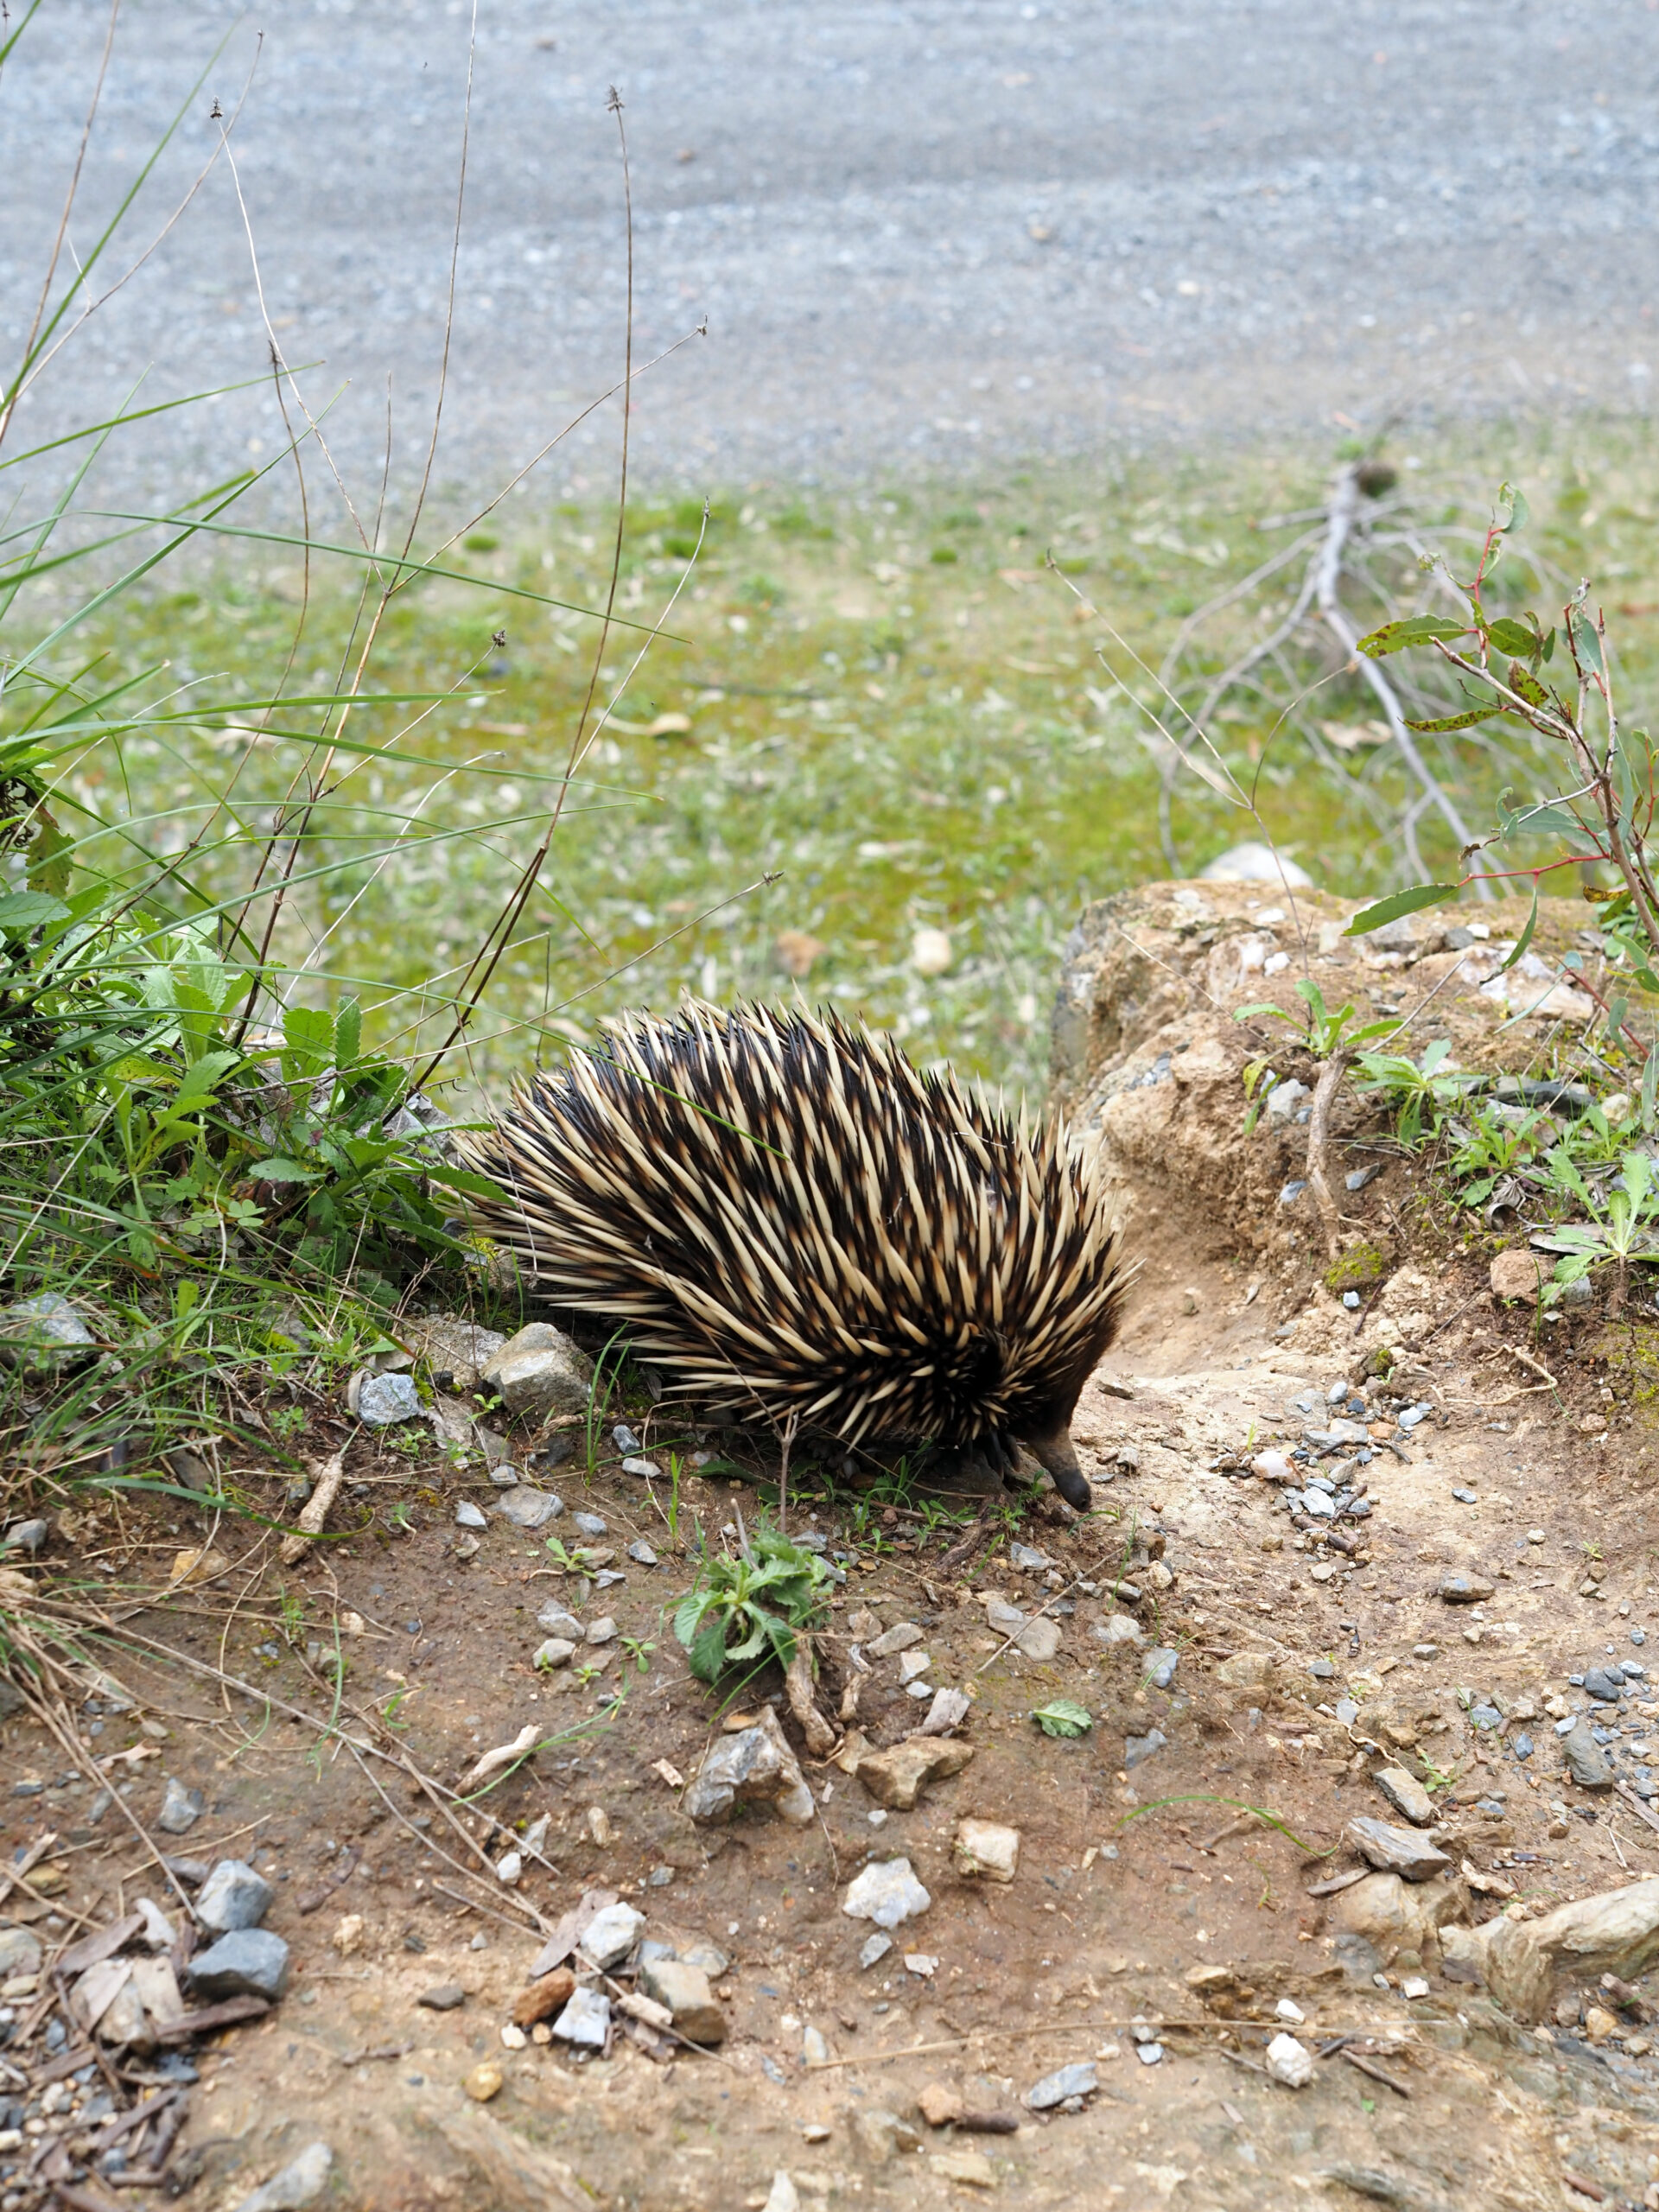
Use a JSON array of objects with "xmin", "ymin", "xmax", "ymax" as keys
[{"xmin": 279, "ymin": 1450, "xmax": 346, "ymax": 1566}]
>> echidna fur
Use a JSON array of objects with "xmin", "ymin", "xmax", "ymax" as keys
[{"xmin": 458, "ymin": 1002, "xmax": 1128, "ymax": 1509}]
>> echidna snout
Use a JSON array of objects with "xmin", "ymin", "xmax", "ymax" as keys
[{"xmin": 1019, "ymin": 1423, "xmax": 1091, "ymax": 1511}]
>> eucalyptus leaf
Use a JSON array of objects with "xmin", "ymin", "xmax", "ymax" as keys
[{"xmin": 1343, "ymin": 884, "xmax": 1461, "ymax": 936}]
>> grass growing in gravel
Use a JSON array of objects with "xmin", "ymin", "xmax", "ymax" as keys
[{"xmin": 40, "ymin": 415, "xmax": 1659, "ymax": 1106}]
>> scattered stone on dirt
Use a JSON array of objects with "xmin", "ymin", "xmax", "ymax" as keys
[
  {"xmin": 917, "ymin": 1686, "xmax": 972, "ymax": 1734},
  {"xmin": 578, "ymin": 1900, "xmax": 645, "ymax": 1969},
  {"xmin": 185, "ymin": 1928, "xmax": 290, "ymax": 2000},
  {"xmin": 0, "ymin": 1290, "xmax": 95, "ymax": 1374},
  {"xmin": 952, "ymin": 1819, "xmax": 1020, "ymax": 1883},
  {"xmin": 1094, "ymin": 1613, "xmax": 1145, "ymax": 1649},
  {"xmin": 855, "ymin": 1738, "xmax": 975, "ymax": 1809},
  {"xmin": 479, "ymin": 1322, "xmax": 594, "ymax": 1421},
  {"xmin": 918, "ymin": 2081, "xmax": 963, "ymax": 2126},
  {"xmin": 1216, "ymin": 1650, "xmax": 1275, "ymax": 1690},
  {"xmin": 1490, "ymin": 1248, "xmax": 1548, "ymax": 1300},
  {"xmin": 156, "ymin": 1777, "xmax": 204, "ymax": 1834},
  {"xmin": 495, "ymin": 1484, "xmax": 564, "ymax": 1529},
  {"xmin": 683, "ymin": 1707, "xmax": 815, "ymax": 1826},
  {"xmin": 510, "ymin": 1966, "xmax": 575, "ymax": 2026},
  {"xmin": 1561, "ymin": 1718, "xmax": 1616, "ymax": 1789},
  {"xmin": 639, "ymin": 1956, "xmax": 728, "ymax": 2044},
  {"xmin": 551, "ymin": 1986, "xmax": 611, "ymax": 2047},
  {"xmin": 1438, "ymin": 1573, "xmax": 1496, "ymax": 1605},
  {"xmin": 533, "ymin": 1637, "xmax": 578, "ymax": 1669},
  {"xmin": 860, "ymin": 1933, "xmax": 893, "ymax": 1969},
  {"xmin": 1330, "ymin": 1872, "xmax": 1465, "ymax": 1968},
  {"xmin": 1, "ymin": 1517, "xmax": 47, "ymax": 1556},
  {"xmin": 230, "ymin": 2141, "xmax": 334, "ymax": 2212},
  {"xmin": 1265, "ymin": 2033, "xmax": 1313, "ymax": 2088},
  {"xmin": 462, "ymin": 2060, "xmax": 504, "ymax": 2101},
  {"xmin": 537, "ymin": 1600, "xmax": 583, "ymax": 1637},
  {"xmin": 1346, "ymin": 1817, "xmax": 1452, "ymax": 1881},
  {"xmin": 1445, "ymin": 1877, "xmax": 1659, "ymax": 2021},
  {"xmin": 417, "ymin": 1980, "xmax": 466, "ymax": 2011},
  {"xmin": 454, "ymin": 1499, "xmax": 487, "ymax": 1530},
  {"xmin": 197, "ymin": 1859, "xmax": 273, "ymax": 1933},
  {"xmin": 402, "ymin": 1315, "xmax": 505, "ymax": 1394},
  {"xmin": 867, "ymin": 1621, "xmax": 925, "ymax": 1657},
  {"xmin": 1371, "ymin": 1767, "xmax": 1435, "ymax": 1827},
  {"xmin": 1125, "ymin": 1727, "xmax": 1168, "ymax": 1769},
  {"xmin": 929, "ymin": 2149, "xmax": 995, "ymax": 2188},
  {"xmin": 353, "ymin": 1370, "xmax": 423, "ymax": 1427},
  {"xmin": 1026, "ymin": 2060, "xmax": 1097, "ymax": 2110},
  {"xmin": 843, "ymin": 1858, "xmax": 932, "ymax": 1928}
]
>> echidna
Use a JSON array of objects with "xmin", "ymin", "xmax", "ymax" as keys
[{"xmin": 459, "ymin": 1003, "xmax": 1128, "ymax": 1509}]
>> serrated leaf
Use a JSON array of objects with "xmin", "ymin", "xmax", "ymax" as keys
[
  {"xmin": 1343, "ymin": 884, "xmax": 1461, "ymax": 936},
  {"xmin": 1356, "ymin": 615, "xmax": 1466, "ymax": 658},
  {"xmin": 688, "ymin": 1611, "xmax": 729, "ymax": 1684},
  {"xmin": 0, "ymin": 890, "xmax": 70, "ymax": 934},
  {"xmin": 1031, "ymin": 1698, "xmax": 1093, "ymax": 1739}
]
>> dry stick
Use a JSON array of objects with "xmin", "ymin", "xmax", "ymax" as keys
[
  {"xmin": 1315, "ymin": 461, "xmax": 1493, "ymax": 900},
  {"xmin": 806, "ymin": 2018, "xmax": 1427, "ymax": 2073},
  {"xmin": 1304, "ymin": 1050, "xmax": 1350, "ymax": 1259},
  {"xmin": 278, "ymin": 1451, "xmax": 346, "ymax": 1567}
]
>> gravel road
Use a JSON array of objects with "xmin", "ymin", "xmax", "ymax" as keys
[{"xmin": 6, "ymin": 0, "xmax": 1659, "ymax": 502}]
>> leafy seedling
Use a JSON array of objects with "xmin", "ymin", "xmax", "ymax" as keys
[{"xmin": 673, "ymin": 1522, "xmax": 833, "ymax": 1685}]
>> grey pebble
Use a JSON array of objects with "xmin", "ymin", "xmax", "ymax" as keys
[
  {"xmin": 1124, "ymin": 1729, "xmax": 1167, "ymax": 1770},
  {"xmin": 2, "ymin": 1518, "xmax": 48, "ymax": 1556},
  {"xmin": 1452, "ymin": 1487, "xmax": 1478, "ymax": 1504},
  {"xmin": 1144, "ymin": 1648, "xmax": 1179, "ymax": 1692},
  {"xmin": 613, "ymin": 1424, "xmax": 641, "ymax": 1454},
  {"xmin": 1135, "ymin": 2042, "xmax": 1164, "ymax": 2065},
  {"xmin": 230, "ymin": 2141, "xmax": 334, "ymax": 2212},
  {"xmin": 197, "ymin": 1859, "xmax": 273, "ymax": 1934},
  {"xmin": 355, "ymin": 1370, "xmax": 423, "ymax": 1427},
  {"xmin": 1561, "ymin": 1718, "xmax": 1615, "ymax": 1790},
  {"xmin": 1512, "ymin": 1732, "xmax": 1534, "ymax": 1760},
  {"xmin": 1583, "ymin": 1668, "xmax": 1626, "ymax": 1702},
  {"xmin": 860, "ymin": 1933, "xmax": 893, "ymax": 1970},
  {"xmin": 454, "ymin": 1501, "xmax": 488, "ymax": 1531},
  {"xmin": 488, "ymin": 1465, "xmax": 521, "ymax": 1489},
  {"xmin": 185, "ymin": 1927, "xmax": 291, "ymax": 2000},
  {"xmin": 495, "ymin": 1486, "xmax": 564, "ymax": 1529},
  {"xmin": 572, "ymin": 1511, "xmax": 608, "ymax": 1537},
  {"xmin": 1027, "ymin": 2061, "xmax": 1096, "ymax": 2110},
  {"xmin": 626, "ymin": 1540, "xmax": 659, "ymax": 1567},
  {"xmin": 416, "ymin": 1982, "xmax": 466, "ymax": 2010},
  {"xmin": 157, "ymin": 1777, "xmax": 204, "ymax": 1834}
]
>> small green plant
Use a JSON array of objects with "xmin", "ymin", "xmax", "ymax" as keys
[
  {"xmin": 1351, "ymin": 1038, "xmax": 1479, "ymax": 1146},
  {"xmin": 1538, "ymin": 1147, "xmax": 1659, "ymax": 1313},
  {"xmin": 1238, "ymin": 982, "xmax": 1395, "ymax": 1132},
  {"xmin": 673, "ymin": 1522, "xmax": 833, "ymax": 1685},
  {"xmin": 618, "ymin": 1634, "xmax": 657, "ymax": 1675}
]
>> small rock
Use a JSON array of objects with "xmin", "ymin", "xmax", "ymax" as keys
[
  {"xmin": 0, "ymin": 1929, "xmax": 42, "ymax": 1978},
  {"xmin": 551, "ymin": 1987, "xmax": 611, "ymax": 2048},
  {"xmin": 1439, "ymin": 1573, "xmax": 1496, "ymax": 1605},
  {"xmin": 928, "ymin": 2150, "xmax": 995, "ymax": 2188},
  {"xmin": 1401, "ymin": 1976, "xmax": 1430, "ymax": 2000},
  {"xmin": 621, "ymin": 1456, "xmax": 661, "ymax": 1478},
  {"xmin": 638, "ymin": 1957, "xmax": 727, "ymax": 2044},
  {"xmin": 1308, "ymin": 1562, "xmax": 1338, "ymax": 1585},
  {"xmin": 627, "ymin": 1540, "xmax": 658, "ymax": 1567},
  {"xmin": 917, "ymin": 1687, "xmax": 972, "ymax": 1735},
  {"xmin": 1, "ymin": 1518, "xmax": 48, "ymax": 1556},
  {"xmin": 918, "ymin": 2082, "xmax": 963, "ymax": 2127},
  {"xmin": 489, "ymin": 1465, "xmax": 521, "ymax": 1488},
  {"xmin": 454, "ymin": 1500, "xmax": 488, "ymax": 1531},
  {"xmin": 1143, "ymin": 1647, "xmax": 1179, "ymax": 1692},
  {"xmin": 1561, "ymin": 1719, "xmax": 1616, "ymax": 1789},
  {"xmin": 585, "ymin": 1616, "xmax": 618, "ymax": 1644},
  {"xmin": 1346, "ymin": 1818, "xmax": 1452, "ymax": 1882},
  {"xmin": 534, "ymin": 1637, "xmax": 578, "ymax": 1669},
  {"xmin": 898, "ymin": 1649, "xmax": 931, "ymax": 1682},
  {"xmin": 184, "ymin": 1929, "xmax": 290, "ymax": 2001},
  {"xmin": 679, "ymin": 1939, "xmax": 730, "ymax": 1979},
  {"xmin": 1265, "ymin": 2032, "xmax": 1313, "ymax": 2088},
  {"xmin": 1275, "ymin": 1998, "xmax": 1306, "ymax": 2023},
  {"xmin": 904, "ymin": 1953, "xmax": 938, "ymax": 1979},
  {"xmin": 356, "ymin": 1371, "xmax": 423, "ymax": 1427},
  {"xmin": 1372, "ymin": 1768, "xmax": 1435, "ymax": 1827},
  {"xmin": 855, "ymin": 1738, "xmax": 974, "ymax": 1810},
  {"xmin": 1217, "ymin": 1650, "xmax": 1274, "ymax": 1690},
  {"xmin": 856, "ymin": 2108, "xmax": 922, "ymax": 2162},
  {"xmin": 580, "ymin": 1902, "xmax": 645, "ymax": 1970},
  {"xmin": 1583, "ymin": 1667, "xmax": 1626, "ymax": 1703},
  {"xmin": 1008, "ymin": 1543, "xmax": 1049, "ymax": 1572},
  {"xmin": 196, "ymin": 1859, "xmax": 273, "ymax": 1934},
  {"xmin": 511, "ymin": 1967, "xmax": 576, "ymax": 2027},
  {"xmin": 684, "ymin": 1707, "xmax": 815, "ymax": 1827},
  {"xmin": 1095, "ymin": 1614, "xmax": 1145, "ymax": 1649},
  {"xmin": 860, "ymin": 1933, "xmax": 893, "ymax": 1969},
  {"xmin": 464, "ymin": 2061, "xmax": 505, "ymax": 2101},
  {"xmin": 843, "ymin": 1858, "xmax": 932, "ymax": 1928},
  {"xmin": 1124, "ymin": 1729, "xmax": 1167, "ymax": 1770},
  {"xmin": 480, "ymin": 1323, "xmax": 594, "ymax": 1421},
  {"xmin": 1135, "ymin": 2040, "xmax": 1164, "ymax": 2065},
  {"xmin": 0, "ymin": 1291, "xmax": 95, "ymax": 1374},
  {"xmin": 867, "ymin": 1621, "xmax": 925, "ymax": 1658},
  {"xmin": 763, "ymin": 2173, "xmax": 800, "ymax": 2212},
  {"xmin": 537, "ymin": 1602, "xmax": 583, "ymax": 1638},
  {"xmin": 953, "ymin": 1820, "xmax": 1020, "ymax": 1883},
  {"xmin": 585, "ymin": 1806, "xmax": 613, "ymax": 1847},
  {"xmin": 613, "ymin": 1423, "xmax": 642, "ymax": 1453},
  {"xmin": 417, "ymin": 1982, "xmax": 466, "ymax": 2011},
  {"xmin": 1026, "ymin": 2061, "xmax": 1096, "ymax": 2110},
  {"xmin": 156, "ymin": 1778, "xmax": 204, "ymax": 1834},
  {"xmin": 495, "ymin": 1486, "xmax": 564, "ymax": 1529},
  {"xmin": 803, "ymin": 2024, "xmax": 831, "ymax": 2066},
  {"xmin": 572, "ymin": 1511, "xmax": 607, "ymax": 1537},
  {"xmin": 1490, "ymin": 1248, "xmax": 1546, "ymax": 1301},
  {"xmin": 1250, "ymin": 1450, "xmax": 1294, "ymax": 1483},
  {"xmin": 230, "ymin": 2142, "xmax": 334, "ymax": 2212}
]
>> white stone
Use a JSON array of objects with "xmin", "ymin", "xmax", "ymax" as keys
[
  {"xmin": 580, "ymin": 1901, "xmax": 645, "ymax": 1969},
  {"xmin": 842, "ymin": 1857, "xmax": 931, "ymax": 1929},
  {"xmin": 953, "ymin": 1819, "xmax": 1020, "ymax": 1883},
  {"xmin": 1265, "ymin": 2032, "xmax": 1313, "ymax": 2088}
]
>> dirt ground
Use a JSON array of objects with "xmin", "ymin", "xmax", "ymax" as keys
[{"xmin": 6, "ymin": 883, "xmax": 1659, "ymax": 2212}]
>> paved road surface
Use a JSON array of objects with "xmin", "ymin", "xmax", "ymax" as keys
[{"xmin": 5, "ymin": 1, "xmax": 1658, "ymax": 501}]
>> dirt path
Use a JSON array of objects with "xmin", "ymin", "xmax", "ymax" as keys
[{"xmin": 7, "ymin": 885, "xmax": 1659, "ymax": 2209}]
